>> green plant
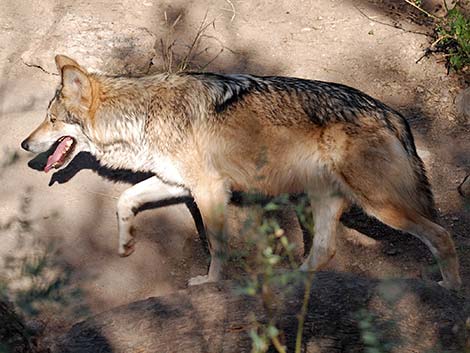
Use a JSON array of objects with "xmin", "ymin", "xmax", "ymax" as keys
[
  {"xmin": 357, "ymin": 309, "xmax": 389, "ymax": 353},
  {"xmin": 405, "ymin": 1, "xmax": 470, "ymax": 72},
  {"xmin": 235, "ymin": 193, "xmax": 315, "ymax": 353},
  {"xmin": 435, "ymin": 7, "xmax": 470, "ymax": 71},
  {"xmin": 0, "ymin": 189, "xmax": 88, "ymax": 320}
]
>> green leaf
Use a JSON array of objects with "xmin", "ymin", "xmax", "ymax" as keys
[
  {"xmin": 362, "ymin": 332, "xmax": 379, "ymax": 346},
  {"xmin": 266, "ymin": 324, "xmax": 279, "ymax": 338},
  {"xmin": 264, "ymin": 202, "xmax": 279, "ymax": 211}
]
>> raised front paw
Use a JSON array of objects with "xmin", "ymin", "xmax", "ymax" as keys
[{"xmin": 118, "ymin": 237, "xmax": 136, "ymax": 257}]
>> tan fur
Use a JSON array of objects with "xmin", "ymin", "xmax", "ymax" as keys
[{"xmin": 21, "ymin": 55, "xmax": 462, "ymax": 289}]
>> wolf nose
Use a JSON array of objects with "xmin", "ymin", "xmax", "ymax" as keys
[{"xmin": 21, "ymin": 139, "xmax": 30, "ymax": 151}]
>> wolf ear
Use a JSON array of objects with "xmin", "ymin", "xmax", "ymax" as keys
[
  {"xmin": 55, "ymin": 55, "xmax": 81, "ymax": 73},
  {"xmin": 61, "ymin": 65, "xmax": 92, "ymax": 108}
]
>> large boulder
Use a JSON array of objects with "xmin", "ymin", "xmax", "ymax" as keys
[{"xmin": 52, "ymin": 273, "xmax": 468, "ymax": 353}]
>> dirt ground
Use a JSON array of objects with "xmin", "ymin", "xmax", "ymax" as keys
[{"xmin": 1, "ymin": 0, "xmax": 470, "ymax": 339}]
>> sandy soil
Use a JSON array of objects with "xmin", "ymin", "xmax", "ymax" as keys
[{"xmin": 1, "ymin": 0, "xmax": 469, "ymax": 338}]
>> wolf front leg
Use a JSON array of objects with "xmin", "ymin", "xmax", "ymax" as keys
[
  {"xmin": 116, "ymin": 176, "xmax": 190, "ymax": 257},
  {"xmin": 188, "ymin": 180, "xmax": 230, "ymax": 286}
]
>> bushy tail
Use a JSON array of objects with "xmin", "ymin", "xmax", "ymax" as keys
[{"xmin": 388, "ymin": 112, "xmax": 437, "ymax": 220}]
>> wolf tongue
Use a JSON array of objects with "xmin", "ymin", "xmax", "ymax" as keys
[{"xmin": 44, "ymin": 137, "xmax": 72, "ymax": 173}]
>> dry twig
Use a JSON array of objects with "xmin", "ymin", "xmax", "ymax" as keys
[
  {"xmin": 354, "ymin": 5, "xmax": 431, "ymax": 37},
  {"xmin": 404, "ymin": 0, "xmax": 440, "ymax": 20},
  {"xmin": 223, "ymin": 0, "xmax": 237, "ymax": 22},
  {"xmin": 159, "ymin": 10, "xmax": 228, "ymax": 73}
]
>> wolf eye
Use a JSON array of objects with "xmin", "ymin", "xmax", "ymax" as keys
[{"xmin": 49, "ymin": 115, "xmax": 57, "ymax": 123}]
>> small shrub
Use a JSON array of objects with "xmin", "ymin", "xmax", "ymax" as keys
[
  {"xmin": 235, "ymin": 194, "xmax": 314, "ymax": 353},
  {"xmin": 436, "ymin": 7, "xmax": 470, "ymax": 71}
]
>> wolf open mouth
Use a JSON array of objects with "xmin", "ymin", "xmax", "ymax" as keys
[{"xmin": 44, "ymin": 136, "xmax": 76, "ymax": 173}]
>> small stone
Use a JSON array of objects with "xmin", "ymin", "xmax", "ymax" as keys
[
  {"xmin": 26, "ymin": 319, "xmax": 46, "ymax": 336},
  {"xmin": 456, "ymin": 88, "xmax": 470, "ymax": 122},
  {"xmin": 458, "ymin": 175, "xmax": 470, "ymax": 198},
  {"xmin": 416, "ymin": 148, "xmax": 432, "ymax": 164}
]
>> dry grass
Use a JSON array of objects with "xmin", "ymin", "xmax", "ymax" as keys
[{"xmin": 159, "ymin": 10, "xmax": 226, "ymax": 73}]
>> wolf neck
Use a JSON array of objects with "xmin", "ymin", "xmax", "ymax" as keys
[{"xmin": 87, "ymin": 74, "xmax": 185, "ymax": 185}]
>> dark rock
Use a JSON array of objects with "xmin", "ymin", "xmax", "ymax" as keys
[
  {"xmin": 458, "ymin": 175, "xmax": 470, "ymax": 198},
  {"xmin": 456, "ymin": 87, "xmax": 470, "ymax": 122}
]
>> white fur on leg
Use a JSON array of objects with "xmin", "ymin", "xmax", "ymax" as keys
[{"xmin": 116, "ymin": 176, "xmax": 190, "ymax": 256}]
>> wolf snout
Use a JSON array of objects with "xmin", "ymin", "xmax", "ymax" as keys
[{"xmin": 21, "ymin": 139, "xmax": 30, "ymax": 151}]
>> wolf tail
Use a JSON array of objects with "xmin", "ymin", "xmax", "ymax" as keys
[{"xmin": 386, "ymin": 111, "xmax": 437, "ymax": 220}]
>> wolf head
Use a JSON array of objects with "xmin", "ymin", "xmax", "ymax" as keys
[{"xmin": 21, "ymin": 55, "xmax": 95, "ymax": 172}]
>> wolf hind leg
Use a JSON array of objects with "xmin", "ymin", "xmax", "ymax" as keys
[
  {"xmin": 364, "ymin": 203, "xmax": 461, "ymax": 290},
  {"xmin": 116, "ymin": 176, "xmax": 190, "ymax": 257},
  {"xmin": 300, "ymin": 190, "xmax": 348, "ymax": 272},
  {"xmin": 338, "ymin": 132, "xmax": 460, "ymax": 289}
]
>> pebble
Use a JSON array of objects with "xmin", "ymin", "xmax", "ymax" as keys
[
  {"xmin": 455, "ymin": 88, "xmax": 470, "ymax": 122},
  {"xmin": 458, "ymin": 175, "xmax": 470, "ymax": 198}
]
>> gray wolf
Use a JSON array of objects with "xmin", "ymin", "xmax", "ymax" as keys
[{"xmin": 21, "ymin": 55, "xmax": 461, "ymax": 289}]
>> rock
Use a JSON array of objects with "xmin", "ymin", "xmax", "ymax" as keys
[
  {"xmin": 52, "ymin": 274, "xmax": 469, "ymax": 353},
  {"xmin": 458, "ymin": 174, "xmax": 470, "ymax": 198},
  {"xmin": 417, "ymin": 148, "xmax": 432, "ymax": 164},
  {"xmin": 21, "ymin": 13, "xmax": 156, "ymax": 76},
  {"xmin": 456, "ymin": 87, "xmax": 470, "ymax": 122},
  {"xmin": 25, "ymin": 319, "xmax": 46, "ymax": 336},
  {"xmin": 385, "ymin": 247, "xmax": 399, "ymax": 256}
]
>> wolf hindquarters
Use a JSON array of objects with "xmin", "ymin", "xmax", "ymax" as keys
[{"xmin": 334, "ymin": 132, "xmax": 462, "ymax": 290}]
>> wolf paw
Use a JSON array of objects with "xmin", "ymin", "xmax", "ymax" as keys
[
  {"xmin": 188, "ymin": 275, "xmax": 211, "ymax": 286},
  {"xmin": 118, "ymin": 238, "xmax": 136, "ymax": 257}
]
